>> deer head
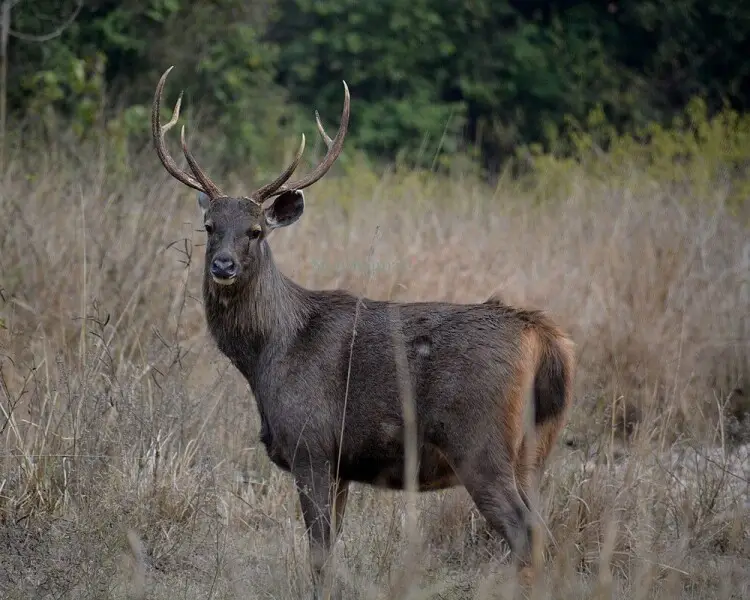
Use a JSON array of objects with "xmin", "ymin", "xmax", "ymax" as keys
[{"xmin": 151, "ymin": 66, "xmax": 350, "ymax": 287}]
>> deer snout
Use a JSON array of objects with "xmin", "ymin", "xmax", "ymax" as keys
[{"xmin": 210, "ymin": 254, "xmax": 238, "ymax": 284}]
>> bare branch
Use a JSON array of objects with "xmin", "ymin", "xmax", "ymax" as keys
[{"xmin": 8, "ymin": 0, "xmax": 82, "ymax": 43}]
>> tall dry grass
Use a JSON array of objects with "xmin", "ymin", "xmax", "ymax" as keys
[{"xmin": 0, "ymin": 134, "xmax": 748, "ymax": 599}]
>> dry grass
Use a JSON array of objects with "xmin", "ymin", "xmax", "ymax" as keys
[{"xmin": 0, "ymin": 136, "xmax": 749, "ymax": 599}]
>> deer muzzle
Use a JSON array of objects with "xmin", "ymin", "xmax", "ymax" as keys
[{"xmin": 210, "ymin": 254, "xmax": 238, "ymax": 285}]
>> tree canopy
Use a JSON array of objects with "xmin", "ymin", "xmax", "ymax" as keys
[{"xmin": 4, "ymin": 0, "xmax": 749, "ymax": 172}]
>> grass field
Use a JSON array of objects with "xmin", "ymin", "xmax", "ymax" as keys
[{"xmin": 1, "ymin": 135, "xmax": 749, "ymax": 599}]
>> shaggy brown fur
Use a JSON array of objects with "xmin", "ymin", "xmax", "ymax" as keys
[{"xmin": 151, "ymin": 66, "xmax": 576, "ymax": 599}]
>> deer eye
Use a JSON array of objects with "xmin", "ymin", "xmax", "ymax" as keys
[
  {"xmin": 204, "ymin": 221, "xmax": 215, "ymax": 234},
  {"xmin": 248, "ymin": 226, "xmax": 262, "ymax": 240}
]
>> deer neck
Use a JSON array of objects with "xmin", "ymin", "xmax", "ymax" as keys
[{"xmin": 202, "ymin": 242, "xmax": 310, "ymax": 375}]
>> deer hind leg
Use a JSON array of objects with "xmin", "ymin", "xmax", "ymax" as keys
[
  {"xmin": 534, "ymin": 414, "xmax": 566, "ymax": 475},
  {"xmin": 457, "ymin": 447, "xmax": 533, "ymax": 568},
  {"xmin": 447, "ymin": 368, "xmax": 538, "ymax": 574},
  {"xmin": 443, "ymin": 396, "xmax": 533, "ymax": 569},
  {"xmin": 515, "ymin": 435, "xmax": 536, "ymax": 511},
  {"xmin": 514, "ymin": 415, "xmax": 566, "ymax": 581},
  {"xmin": 517, "ymin": 415, "xmax": 566, "ymax": 508},
  {"xmin": 294, "ymin": 464, "xmax": 346, "ymax": 600}
]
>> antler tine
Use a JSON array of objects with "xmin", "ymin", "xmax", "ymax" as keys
[
  {"xmin": 152, "ymin": 66, "xmax": 224, "ymax": 199},
  {"xmin": 180, "ymin": 125, "xmax": 224, "ymax": 199},
  {"xmin": 249, "ymin": 134, "xmax": 307, "ymax": 204},
  {"xmin": 152, "ymin": 66, "xmax": 204, "ymax": 193},
  {"xmin": 260, "ymin": 81, "xmax": 351, "ymax": 201},
  {"xmin": 314, "ymin": 110, "xmax": 334, "ymax": 149},
  {"xmin": 278, "ymin": 80, "xmax": 350, "ymax": 194}
]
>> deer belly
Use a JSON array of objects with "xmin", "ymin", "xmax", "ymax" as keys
[{"xmin": 346, "ymin": 444, "xmax": 460, "ymax": 491}]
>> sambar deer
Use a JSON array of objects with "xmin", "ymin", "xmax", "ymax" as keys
[{"xmin": 152, "ymin": 66, "xmax": 575, "ymax": 597}]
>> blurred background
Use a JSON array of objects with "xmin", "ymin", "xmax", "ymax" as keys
[
  {"xmin": 3, "ymin": 0, "xmax": 749, "ymax": 177},
  {"xmin": 1, "ymin": 2, "xmax": 749, "ymax": 599}
]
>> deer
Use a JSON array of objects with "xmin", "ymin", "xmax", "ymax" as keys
[{"xmin": 151, "ymin": 65, "xmax": 575, "ymax": 598}]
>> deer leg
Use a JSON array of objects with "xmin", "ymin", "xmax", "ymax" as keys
[
  {"xmin": 515, "ymin": 435, "xmax": 535, "ymax": 511},
  {"xmin": 533, "ymin": 416, "xmax": 565, "ymax": 478},
  {"xmin": 333, "ymin": 479, "xmax": 349, "ymax": 539},
  {"xmin": 517, "ymin": 415, "xmax": 565, "ymax": 510},
  {"xmin": 294, "ymin": 465, "xmax": 340, "ymax": 599},
  {"xmin": 458, "ymin": 449, "xmax": 534, "ymax": 570}
]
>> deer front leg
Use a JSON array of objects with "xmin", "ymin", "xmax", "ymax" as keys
[
  {"xmin": 333, "ymin": 479, "xmax": 349, "ymax": 539},
  {"xmin": 294, "ymin": 464, "xmax": 342, "ymax": 599}
]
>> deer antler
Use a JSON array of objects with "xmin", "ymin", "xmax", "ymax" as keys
[
  {"xmin": 250, "ymin": 81, "xmax": 350, "ymax": 204},
  {"xmin": 315, "ymin": 110, "xmax": 334, "ymax": 149},
  {"xmin": 153, "ymin": 67, "xmax": 349, "ymax": 204},
  {"xmin": 247, "ymin": 134, "xmax": 307, "ymax": 203},
  {"xmin": 152, "ymin": 66, "xmax": 224, "ymax": 199}
]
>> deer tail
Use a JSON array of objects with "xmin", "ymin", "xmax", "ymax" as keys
[{"xmin": 531, "ymin": 321, "xmax": 575, "ymax": 427}]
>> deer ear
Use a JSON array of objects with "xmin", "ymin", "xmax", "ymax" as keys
[
  {"xmin": 264, "ymin": 190, "xmax": 305, "ymax": 230},
  {"xmin": 197, "ymin": 191, "xmax": 211, "ymax": 215}
]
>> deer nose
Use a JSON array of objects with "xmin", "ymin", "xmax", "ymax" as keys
[{"xmin": 210, "ymin": 255, "xmax": 237, "ymax": 279}]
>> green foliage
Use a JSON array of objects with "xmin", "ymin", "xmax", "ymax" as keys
[
  {"xmin": 269, "ymin": 1, "xmax": 625, "ymax": 164},
  {"xmin": 21, "ymin": 52, "xmax": 107, "ymax": 139},
  {"xmin": 450, "ymin": 3, "xmax": 635, "ymax": 166},
  {"xmin": 7, "ymin": 0, "xmax": 291, "ymax": 172},
  {"xmin": 269, "ymin": 0, "xmax": 468, "ymax": 168},
  {"xmin": 525, "ymin": 98, "xmax": 750, "ymax": 211},
  {"xmin": 4, "ymin": 0, "xmax": 750, "ymax": 178},
  {"xmin": 269, "ymin": 0, "xmax": 750, "ymax": 170}
]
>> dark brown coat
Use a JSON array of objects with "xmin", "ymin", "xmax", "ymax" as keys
[{"xmin": 151, "ymin": 66, "xmax": 575, "ymax": 598}]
